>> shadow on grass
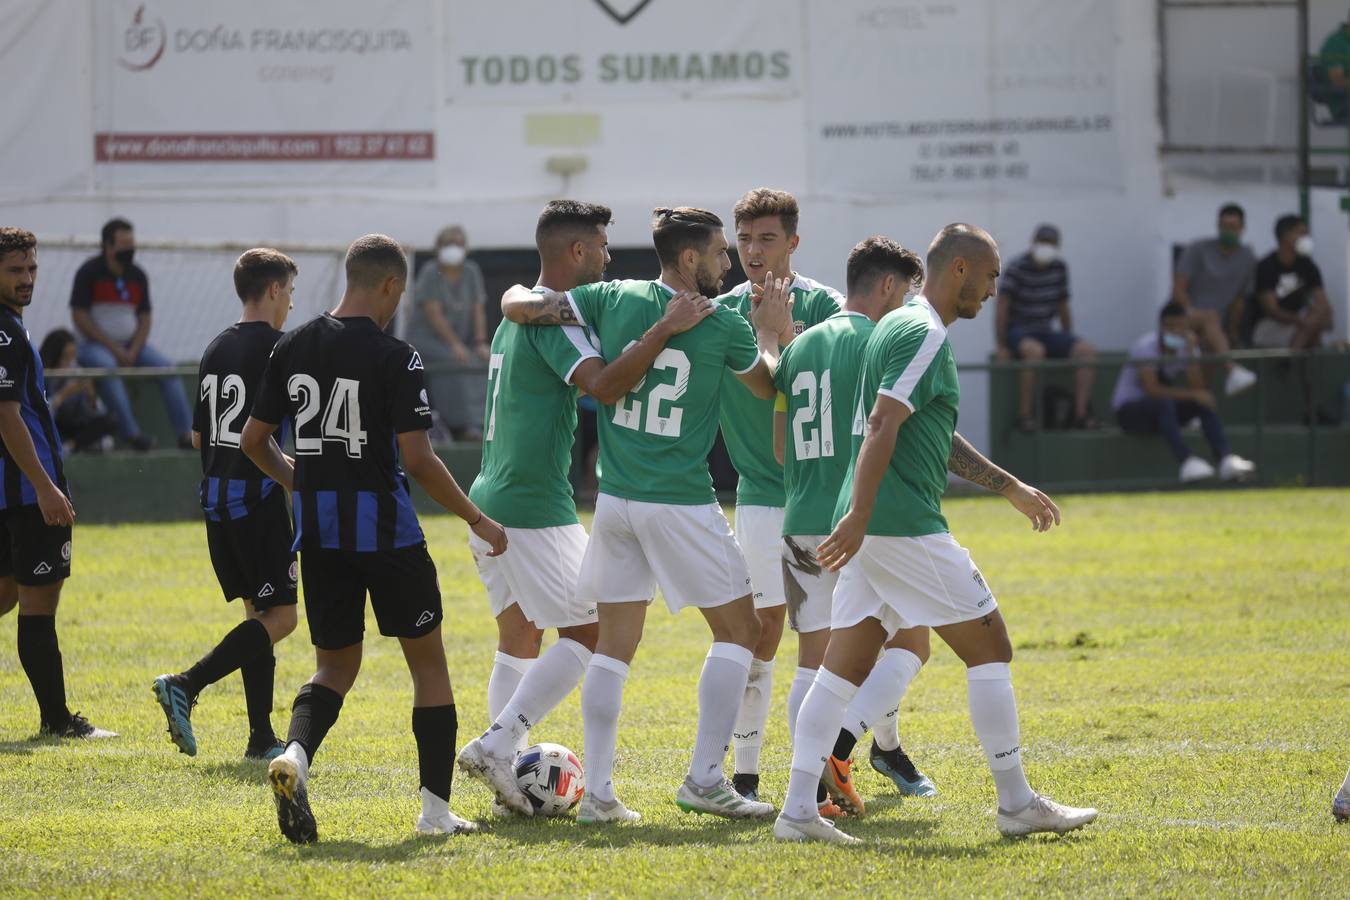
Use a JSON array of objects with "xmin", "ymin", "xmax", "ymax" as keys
[
  {"xmin": 200, "ymin": 760, "xmax": 271, "ymax": 784},
  {"xmin": 0, "ymin": 738, "xmax": 40, "ymax": 756},
  {"xmin": 264, "ymin": 834, "xmax": 482, "ymax": 864}
]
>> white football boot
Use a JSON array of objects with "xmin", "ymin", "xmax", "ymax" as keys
[
  {"xmin": 773, "ymin": 813, "xmax": 861, "ymax": 845},
  {"xmin": 996, "ymin": 793, "xmax": 1098, "ymax": 836}
]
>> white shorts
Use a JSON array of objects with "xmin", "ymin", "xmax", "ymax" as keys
[
  {"xmin": 469, "ymin": 524, "xmax": 597, "ymax": 629},
  {"xmin": 734, "ymin": 505, "xmax": 787, "ymax": 610},
  {"xmin": 832, "ymin": 532, "xmax": 998, "ymax": 638},
  {"xmin": 781, "ymin": 535, "xmax": 836, "ymax": 634},
  {"xmin": 577, "ymin": 494, "xmax": 753, "ymax": 613}
]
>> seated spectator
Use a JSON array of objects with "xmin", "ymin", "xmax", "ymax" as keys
[
  {"xmin": 1112, "ymin": 301, "xmax": 1256, "ymax": 484},
  {"xmin": 995, "ymin": 224, "xmax": 1099, "ymax": 431},
  {"xmin": 1173, "ymin": 204, "xmax": 1259, "ymax": 395},
  {"xmin": 38, "ymin": 329, "xmax": 116, "ymax": 453},
  {"xmin": 406, "ymin": 225, "xmax": 489, "ymax": 441},
  {"xmin": 69, "ymin": 218, "xmax": 193, "ymax": 451},
  {"xmin": 1252, "ymin": 214, "xmax": 1333, "ymax": 351}
]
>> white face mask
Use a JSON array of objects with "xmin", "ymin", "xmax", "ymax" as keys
[
  {"xmin": 1294, "ymin": 235, "xmax": 1314, "ymax": 257},
  {"xmin": 438, "ymin": 244, "xmax": 467, "ymax": 267},
  {"xmin": 1031, "ymin": 242, "xmax": 1058, "ymax": 265},
  {"xmin": 1161, "ymin": 331, "xmax": 1188, "ymax": 352}
]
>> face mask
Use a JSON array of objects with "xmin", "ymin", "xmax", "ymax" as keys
[
  {"xmin": 1295, "ymin": 235, "xmax": 1314, "ymax": 257},
  {"xmin": 1218, "ymin": 231, "xmax": 1241, "ymax": 248},
  {"xmin": 114, "ymin": 248, "xmax": 135, "ymax": 267},
  {"xmin": 1161, "ymin": 331, "xmax": 1188, "ymax": 352},
  {"xmin": 1030, "ymin": 243, "xmax": 1058, "ymax": 265},
  {"xmin": 438, "ymin": 244, "xmax": 466, "ymax": 266}
]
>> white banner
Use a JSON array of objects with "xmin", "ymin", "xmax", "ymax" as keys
[
  {"xmin": 444, "ymin": 0, "xmax": 802, "ymax": 103},
  {"xmin": 807, "ymin": 0, "xmax": 1123, "ymax": 197},
  {"xmin": 92, "ymin": 0, "xmax": 436, "ymax": 186}
]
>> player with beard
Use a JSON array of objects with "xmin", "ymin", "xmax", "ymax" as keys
[
  {"xmin": 774, "ymin": 224, "xmax": 1097, "ymax": 844},
  {"xmin": 456, "ymin": 200, "xmax": 714, "ymax": 815},
  {"xmin": 0, "ymin": 227, "xmax": 114, "ymax": 740},
  {"xmin": 495, "ymin": 207, "xmax": 793, "ymax": 823}
]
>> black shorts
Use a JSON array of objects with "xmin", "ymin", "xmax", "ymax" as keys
[
  {"xmin": 300, "ymin": 543, "xmax": 442, "ymax": 650},
  {"xmin": 0, "ymin": 504, "xmax": 71, "ymax": 586},
  {"xmin": 204, "ymin": 489, "xmax": 297, "ymax": 609}
]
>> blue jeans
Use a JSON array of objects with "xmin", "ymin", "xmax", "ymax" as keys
[
  {"xmin": 76, "ymin": 341, "xmax": 192, "ymax": 439},
  {"xmin": 1115, "ymin": 397, "xmax": 1231, "ymax": 464}
]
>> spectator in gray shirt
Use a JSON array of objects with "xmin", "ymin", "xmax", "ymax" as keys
[
  {"xmin": 1172, "ymin": 203, "xmax": 1258, "ymax": 396},
  {"xmin": 407, "ymin": 225, "xmax": 489, "ymax": 441}
]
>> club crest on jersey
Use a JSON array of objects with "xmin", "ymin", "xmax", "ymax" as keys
[
  {"xmin": 0, "ymin": 367, "xmax": 9, "ymax": 388},
  {"xmin": 420, "ymin": 389, "xmax": 429, "ymax": 405},
  {"xmin": 407, "ymin": 352, "xmax": 424, "ymax": 371},
  {"xmin": 793, "ymin": 320, "xmax": 805, "ymax": 335}
]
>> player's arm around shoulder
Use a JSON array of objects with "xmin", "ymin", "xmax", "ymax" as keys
[
  {"xmin": 572, "ymin": 291, "xmax": 714, "ymax": 404},
  {"xmin": 501, "ymin": 282, "xmax": 592, "ymax": 327},
  {"xmin": 947, "ymin": 431, "xmax": 1060, "ymax": 533}
]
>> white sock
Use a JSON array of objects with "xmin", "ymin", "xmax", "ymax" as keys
[
  {"xmin": 283, "ymin": 740, "xmax": 310, "ymax": 773},
  {"xmin": 786, "ymin": 666, "xmax": 817, "ymax": 744},
  {"xmin": 580, "ymin": 654, "xmax": 629, "ymax": 804},
  {"xmin": 487, "ymin": 652, "xmax": 534, "ymax": 720},
  {"xmin": 688, "ymin": 642, "xmax": 753, "ymax": 788},
  {"xmin": 1341, "ymin": 764, "xmax": 1350, "ymax": 796},
  {"xmin": 419, "ymin": 785, "xmax": 448, "ymax": 819},
  {"xmin": 483, "ymin": 639, "xmax": 591, "ymax": 757},
  {"xmin": 732, "ymin": 657, "xmax": 776, "ymax": 775},
  {"xmin": 968, "ymin": 662, "xmax": 1034, "ymax": 812},
  {"xmin": 841, "ymin": 648, "xmax": 921, "ymax": 752},
  {"xmin": 784, "ymin": 668, "xmax": 856, "ymax": 820}
]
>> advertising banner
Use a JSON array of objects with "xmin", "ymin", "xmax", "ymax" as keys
[
  {"xmin": 444, "ymin": 0, "xmax": 802, "ymax": 104},
  {"xmin": 807, "ymin": 0, "xmax": 1123, "ymax": 197},
  {"xmin": 93, "ymin": 0, "xmax": 436, "ymax": 185}
]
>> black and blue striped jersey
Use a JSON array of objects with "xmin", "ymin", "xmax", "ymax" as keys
[{"xmin": 0, "ymin": 305, "xmax": 67, "ymax": 509}]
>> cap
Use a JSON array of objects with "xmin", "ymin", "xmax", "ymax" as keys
[{"xmin": 1033, "ymin": 224, "xmax": 1060, "ymax": 245}]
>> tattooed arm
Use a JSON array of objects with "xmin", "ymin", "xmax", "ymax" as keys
[
  {"xmin": 948, "ymin": 431, "xmax": 1014, "ymax": 494},
  {"xmin": 948, "ymin": 431, "xmax": 1062, "ymax": 533},
  {"xmin": 500, "ymin": 285, "xmax": 580, "ymax": 326}
]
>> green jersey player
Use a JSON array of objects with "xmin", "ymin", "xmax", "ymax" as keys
[
  {"xmin": 456, "ymin": 201, "xmax": 713, "ymax": 816},
  {"xmin": 716, "ymin": 188, "xmax": 841, "ymax": 801},
  {"xmin": 500, "ymin": 207, "xmax": 793, "ymax": 825},
  {"xmin": 772, "ymin": 237, "xmax": 934, "ymax": 817},
  {"xmin": 775, "ymin": 224, "xmax": 1098, "ymax": 845}
]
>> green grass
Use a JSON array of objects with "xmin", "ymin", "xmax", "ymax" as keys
[{"xmin": 1, "ymin": 489, "xmax": 1347, "ymax": 897}]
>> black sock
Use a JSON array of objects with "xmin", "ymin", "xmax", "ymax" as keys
[
  {"xmin": 240, "ymin": 648, "xmax": 277, "ymax": 740},
  {"xmin": 816, "ymin": 782, "xmax": 828, "ymax": 805},
  {"xmin": 832, "ymin": 727, "xmax": 860, "ymax": 762},
  {"xmin": 182, "ymin": 618, "xmax": 271, "ymax": 697},
  {"xmin": 286, "ymin": 683, "xmax": 344, "ymax": 764},
  {"xmin": 412, "ymin": 704, "xmax": 457, "ymax": 802},
  {"xmin": 17, "ymin": 614, "xmax": 70, "ymax": 729}
]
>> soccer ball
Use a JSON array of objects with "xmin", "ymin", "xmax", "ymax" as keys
[{"xmin": 515, "ymin": 742, "xmax": 585, "ymax": 816}]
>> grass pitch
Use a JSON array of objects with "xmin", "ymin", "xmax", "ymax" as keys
[{"xmin": 0, "ymin": 488, "xmax": 1346, "ymax": 897}]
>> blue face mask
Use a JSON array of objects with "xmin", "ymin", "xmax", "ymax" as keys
[{"xmin": 1161, "ymin": 331, "xmax": 1188, "ymax": 352}]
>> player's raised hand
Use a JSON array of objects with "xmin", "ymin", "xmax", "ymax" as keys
[
  {"xmin": 660, "ymin": 291, "xmax": 716, "ymax": 334},
  {"xmin": 1003, "ymin": 481, "xmax": 1061, "ymax": 533},
  {"xmin": 817, "ymin": 508, "xmax": 867, "ymax": 572},
  {"xmin": 472, "ymin": 512, "xmax": 508, "ymax": 556},
  {"xmin": 36, "ymin": 481, "xmax": 74, "ymax": 527},
  {"xmin": 751, "ymin": 271, "xmax": 794, "ymax": 336}
]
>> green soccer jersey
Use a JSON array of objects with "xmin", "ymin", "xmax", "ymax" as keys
[
  {"xmin": 834, "ymin": 297, "xmax": 959, "ymax": 537},
  {"xmin": 567, "ymin": 279, "xmax": 761, "ymax": 505},
  {"xmin": 774, "ymin": 311, "xmax": 874, "ymax": 535},
  {"xmin": 717, "ymin": 276, "xmax": 842, "ymax": 508},
  {"xmin": 468, "ymin": 309, "xmax": 599, "ymax": 528}
]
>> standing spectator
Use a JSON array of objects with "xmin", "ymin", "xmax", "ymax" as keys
[
  {"xmin": 69, "ymin": 218, "xmax": 193, "ymax": 451},
  {"xmin": 995, "ymin": 224, "xmax": 1099, "ymax": 432},
  {"xmin": 1112, "ymin": 301, "xmax": 1256, "ymax": 484},
  {"xmin": 1317, "ymin": 11, "xmax": 1350, "ymax": 122},
  {"xmin": 407, "ymin": 225, "xmax": 489, "ymax": 441},
  {"xmin": 1252, "ymin": 215, "xmax": 1334, "ymax": 351},
  {"xmin": 1172, "ymin": 204, "xmax": 1259, "ymax": 395},
  {"xmin": 38, "ymin": 329, "xmax": 115, "ymax": 454}
]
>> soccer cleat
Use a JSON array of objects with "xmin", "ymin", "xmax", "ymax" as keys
[
  {"xmin": 869, "ymin": 741, "xmax": 938, "ymax": 798},
  {"xmin": 152, "ymin": 674, "xmax": 197, "ymax": 756},
  {"xmin": 576, "ymin": 792, "xmax": 641, "ymax": 825},
  {"xmin": 1218, "ymin": 454, "xmax": 1256, "ymax": 482},
  {"xmin": 1179, "ymin": 456, "xmax": 1216, "ymax": 483},
  {"xmin": 773, "ymin": 813, "xmax": 861, "ymax": 845},
  {"xmin": 268, "ymin": 752, "xmax": 318, "ymax": 844},
  {"xmin": 1224, "ymin": 364, "xmax": 1257, "ymax": 396},
  {"xmin": 818, "ymin": 798, "xmax": 846, "ymax": 819},
  {"xmin": 456, "ymin": 737, "xmax": 533, "ymax": 817},
  {"xmin": 996, "ymin": 793, "xmax": 1098, "ymax": 837},
  {"xmin": 244, "ymin": 736, "xmax": 286, "ymax": 762},
  {"xmin": 1333, "ymin": 790, "xmax": 1350, "ymax": 823},
  {"xmin": 675, "ymin": 776, "xmax": 776, "ymax": 819},
  {"xmin": 732, "ymin": 772, "xmax": 760, "ymax": 802},
  {"xmin": 416, "ymin": 788, "xmax": 479, "ymax": 835},
  {"xmin": 820, "ymin": 756, "xmax": 865, "ymax": 817},
  {"xmin": 40, "ymin": 712, "xmax": 117, "ymax": 740}
]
